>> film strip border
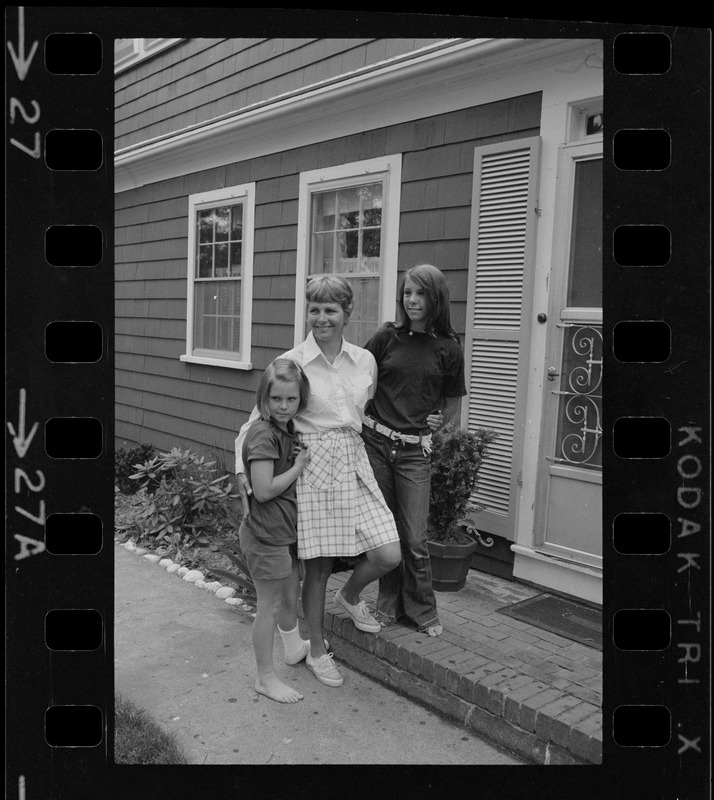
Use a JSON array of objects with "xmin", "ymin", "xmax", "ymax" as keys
[
  {"xmin": 4, "ymin": 10, "xmax": 710, "ymax": 799},
  {"xmin": 6, "ymin": 8, "xmax": 114, "ymax": 798},
  {"xmin": 605, "ymin": 28, "xmax": 709, "ymax": 795}
]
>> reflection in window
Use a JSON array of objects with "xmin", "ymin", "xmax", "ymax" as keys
[{"xmin": 567, "ymin": 158, "xmax": 602, "ymax": 307}]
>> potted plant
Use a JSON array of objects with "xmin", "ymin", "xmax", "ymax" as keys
[{"xmin": 427, "ymin": 423, "xmax": 497, "ymax": 591}]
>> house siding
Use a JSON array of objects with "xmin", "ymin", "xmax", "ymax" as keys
[
  {"xmin": 115, "ymin": 89, "xmax": 541, "ymax": 468},
  {"xmin": 116, "ymin": 38, "xmax": 445, "ymax": 151}
]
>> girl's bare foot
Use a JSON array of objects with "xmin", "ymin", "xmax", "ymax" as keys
[{"xmin": 254, "ymin": 675, "xmax": 304, "ymax": 704}]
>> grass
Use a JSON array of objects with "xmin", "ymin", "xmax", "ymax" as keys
[{"xmin": 114, "ymin": 693, "xmax": 190, "ymax": 764}]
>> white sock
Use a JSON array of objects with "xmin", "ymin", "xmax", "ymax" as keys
[{"xmin": 278, "ymin": 623, "xmax": 305, "ymax": 660}]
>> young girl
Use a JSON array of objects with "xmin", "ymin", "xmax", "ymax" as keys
[
  {"xmin": 361, "ymin": 264, "xmax": 467, "ymax": 637},
  {"xmin": 238, "ymin": 358, "xmax": 312, "ymax": 703}
]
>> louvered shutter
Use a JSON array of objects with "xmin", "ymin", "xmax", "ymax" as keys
[{"xmin": 464, "ymin": 137, "xmax": 540, "ymax": 539}]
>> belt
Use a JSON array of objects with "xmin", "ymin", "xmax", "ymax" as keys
[{"xmin": 363, "ymin": 416, "xmax": 432, "ymax": 456}]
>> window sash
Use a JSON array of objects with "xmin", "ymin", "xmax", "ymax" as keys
[
  {"xmin": 184, "ymin": 184, "xmax": 254, "ymax": 368},
  {"xmin": 295, "ymin": 156, "xmax": 401, "ymax": 349}
]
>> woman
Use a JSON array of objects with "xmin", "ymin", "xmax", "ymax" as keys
[
  {"xmin": 235, "ymin": 275, "xmax": 401, "ymax": 688},
  {"xmin": 362, "ymin": 264, "xmax": 467, "ymax": 636}
]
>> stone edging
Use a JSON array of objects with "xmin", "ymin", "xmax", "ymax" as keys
[{"xmin": 116, "ymin": 539, "xmax": 255, "ymax": 614}]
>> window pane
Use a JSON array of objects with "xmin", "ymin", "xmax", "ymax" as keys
[
  {"xmin": 194, "ymin": 280, "xmax": 241, "ymax": 353},
  {"xmin": 338, "ymin": 187, "xmax": 360, "ymax": 229},
  {"xmin": 198, "ymin": 210, "xmax": 213, "ymax": 243},
  {"xmin": 229, "ymin": 242, "xmax": 242, "ymax": 277},
  {"xmin": 215, "ymin": 243, "xmax": 228, "ymax": 276},
  {"xmin": 363, "ymin": 229, "xmax": 381, "ymax": 258},
  {"xmin": 231, "ymin": 205, "xmax": 243, "ymax": 239},
  {"xmin": 214, "ymin": 207, "xmax": 230, "ymax": 242},
  {"xmin": 313, "ymin": 192, "xmax": 336, "ymax": 232},
  {"xmin": 197, "ymin": 245, "xmax": 212, "ymax": 278},
  {"xmin": 343, "ymin": 276, "xmax": 380, "ymax": 346},
  {"xmin": 567, "ymin": 158, "xmax": 602, "ymax": 307},
  {"xmin": 361, "ymin": 184, "xmax": 382, "ymax": 226},
  {"xmin": 312, "ymin": 232, "xmax": 334, "ymax": 274}
]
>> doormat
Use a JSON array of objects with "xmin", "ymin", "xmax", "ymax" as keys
[{"xmin": 497, "ymin": 594, "xmax": 602, "ymax": 651}]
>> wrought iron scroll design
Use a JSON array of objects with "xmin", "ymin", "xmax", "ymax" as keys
[{"xmin": 553, "ymin": 325, "xmax": 602, "ymax": 468}]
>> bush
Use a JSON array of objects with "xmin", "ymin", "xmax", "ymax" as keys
[
  {"xmin": 115, "ymin": 443, "xmax": 157, "ymax": 494},
  {"xmin": 116, "ymin": 447, "xmax": 244, "ymax": 561},
  {"xmin": 428, "ymin": 423, "xmax": 497, "ymax": 543}
]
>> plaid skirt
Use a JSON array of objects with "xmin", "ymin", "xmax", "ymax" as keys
[{"xmin": 296, "ymin": 428, "xmax": 399, "ymax": 560}]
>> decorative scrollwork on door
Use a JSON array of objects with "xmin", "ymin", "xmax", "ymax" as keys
[{"xmin": 553, "ymin": 325, "xmax": 602, "ymax": 469}]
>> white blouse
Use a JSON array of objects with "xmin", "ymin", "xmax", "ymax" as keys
[{"xmin": 235, "ymin": 332, "xmax": 378, "ymax": 473}]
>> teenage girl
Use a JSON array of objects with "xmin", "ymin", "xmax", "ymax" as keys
[
  {"xmin": 238, "ymin": 358, "xmax": 312, "ymax": 703},
  {"xmin": 361, "ymin": 264, "xmax": 467, "ymax": 637}
]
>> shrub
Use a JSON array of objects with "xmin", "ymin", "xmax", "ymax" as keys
[
  {"xmin": 115, "ymin": 443, "xmax": 157, "ymax": 494},
  {"xmin": 428, "ymin": 423, "xmax": 497, "ymax": 543},
  {"xmin": 117, "ymin": 447, "xmax": 244, "ymax": 561}
]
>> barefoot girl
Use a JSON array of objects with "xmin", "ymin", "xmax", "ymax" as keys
[
  {"xmin": 239, "ymin": 358, "xmax": 312, "ymax": 703},
  {"xmin": 236, "ymin": 275, "xmax": 401, "ymax": 688},
  {"xmin": 362, "ymin": 264, "xmax": 467, "ymax": 636}
]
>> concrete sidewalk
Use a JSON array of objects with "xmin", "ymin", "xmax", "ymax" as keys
[
  {"xmin": 114, "ymin": 544, "xmax": 526, "ymax": 765},
  {"xmin": 115, "ymin": 541, "xmax": 601, "ymax": 765}
]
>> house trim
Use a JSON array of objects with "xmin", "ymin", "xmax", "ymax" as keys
[
  {"xmin": 511, "ymin": 544, "xmax": 602, "ymax": 605},
  {"xmin": 115, "ymin": 37, "xmax": 603, "ymax": 193}
]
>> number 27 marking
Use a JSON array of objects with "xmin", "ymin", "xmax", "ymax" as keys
[{"xmin": 9, "ymin": 98, "xmax": 41, "ymax": 159}]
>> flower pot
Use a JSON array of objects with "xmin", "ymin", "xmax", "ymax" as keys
[{"xmin": 427, "ymin": 538, "xmax": 479, "ymax": 592}]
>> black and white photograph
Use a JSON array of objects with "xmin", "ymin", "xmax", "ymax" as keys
[{"xmin": 113, "ymin": 34, "xmax": 603, "ymax": 766}]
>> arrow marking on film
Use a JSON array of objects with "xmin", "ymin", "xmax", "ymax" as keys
[
  {"xmin": 7, "ymin": 389, "xmax": 38, "ymax": 459},
  {"xmin": 7, "ymin": 7, "xmax": 38, "ymax": 82}
]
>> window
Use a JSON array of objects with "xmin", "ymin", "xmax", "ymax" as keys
[
  {"xmin": 181, "ymin": 184, "xmax": 255, "ymax": 370},
  {"xmin": 114, "ymin": 39, "xmax": 182, "ymax": 73},
  {"xmin": 295, "ymin": 156, "xmax": 402, "ymax": 347}
]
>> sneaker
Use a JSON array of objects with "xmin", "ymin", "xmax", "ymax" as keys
[
  {"xmin": 335, "ymin": 589, "xmax": 381, "ymax": 633},
  {"xmin": 306, "ymin": 652, "xmax": 344, "ymax": 687}
]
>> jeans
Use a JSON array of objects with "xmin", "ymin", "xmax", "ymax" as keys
[{"xmin": 361, "ymin": 425, "xmax": 440, "ymax": 631}]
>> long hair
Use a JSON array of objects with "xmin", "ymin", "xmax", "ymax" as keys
[
  {"xmin": 396, "ymin": 264, "xmax": 460, "ymax": 343},
  {"xmin": 256, "ymin": 358, "xmax": 310, "ymax": 422},
  {"xmin": 305, "ymin": 273, "xmax": 354, "ymax": 316}
]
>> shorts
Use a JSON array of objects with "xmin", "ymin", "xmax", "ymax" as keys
[{"xmin": 238, "ymin": 523, "xmax": 298, "ymax": 581}]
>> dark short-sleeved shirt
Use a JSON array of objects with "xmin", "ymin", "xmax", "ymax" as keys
[
  {"xmin": 241, "ymin": 418, "xmax": 298, "ymax": 545},
  {"xmin": 364, "ymin": 323, "xmax": 467, "ymax": 435}
]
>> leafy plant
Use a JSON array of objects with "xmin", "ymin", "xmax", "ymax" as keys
[
  {"xmin": 115, "ymin": 443, "xmax": 156, "ymax": 494},
  {"xmin": 121, "ymin": 447, "xmax": 243, "ymax": 559},
  {"xmin": 428, "ymin": 423, "xmax": 497, "ymax": 544},
  {"xmin": 203, "ymin": 535, "xmax": 257, "ymax": 602}
]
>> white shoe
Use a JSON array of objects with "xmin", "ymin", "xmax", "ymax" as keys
[
  {"xmin": 306, "ymin": 652, "xmax": 344, "ymax": 687},
  {"xmin": 335, "ymin": 589, "xmax": 381, "ymax": 633}
]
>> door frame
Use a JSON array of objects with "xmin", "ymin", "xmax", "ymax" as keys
[{"xmin": 533, "ymin": 136, "xmax": 603, "ymax": 568}]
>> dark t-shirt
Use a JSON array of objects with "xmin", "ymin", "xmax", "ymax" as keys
[
  {"xmin": 242, "ymin": 418, "xmax": 298, "ymax": 545},
  {"xmin": 364, "ymin": 323, "xmax": 467, "ymax": 435}
]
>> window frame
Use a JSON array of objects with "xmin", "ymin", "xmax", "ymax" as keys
[
  {"xmin": 181, "ymin": 183, "xmax": 255, "ymax": 371},
  {"xmin": 294, "ymin": 155, "xmax": 402, "ymax": 346},
  {"xmin": 114, "ymin": 38, "xmax": 183, "ymax": 73}
]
